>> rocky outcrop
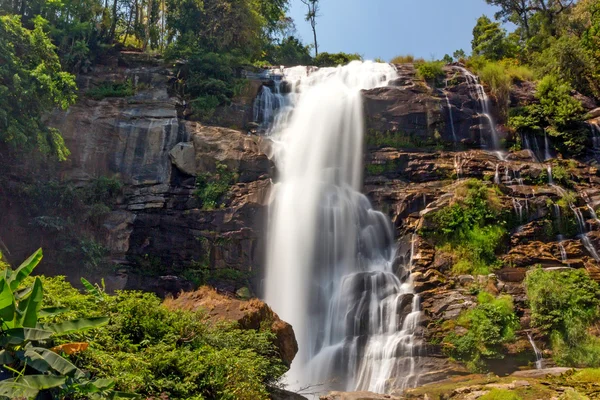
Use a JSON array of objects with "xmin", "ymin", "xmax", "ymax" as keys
[{"xmin": 163, "ymin": 286, "xmax": 298, "ymax": 366}]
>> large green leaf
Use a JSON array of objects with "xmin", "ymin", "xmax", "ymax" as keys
[
  {"xmin": 38, "ymin": 307, "xmax": 69, "ymax": 318},
  {"xmin": 20, "ymin": 349, "xmax": 51, "ymax": 374},
  {"xmin": 43, "ymin": 317, "xmax": 109, "ymax": 335},
  {"xmin": 9, "ymin": 248, "xmax": 43, "ymax": 291},
  {"xmin": 81, "ymin": 277, "xmax": 104, "ymax": 300},
  {"xmin": 0, "ymin": 328, "xmax": 53, "ymax": 346},
  {"xmin": 0, "ymin": 278, "xmax": 15, "ymax": 322},
  {"xmin": 0, "ymin": 381, "xmax": 39, "ymax": 399},
  {"xmin": 28, "ymin": 347, "xmax": 85, "ymax": 378},
  {"xmin": 0, "ymin": 350, "xmax": 14, "ymax": 365},
  {"xmin": 0, "ymin": 374, "xmax": 66, "ymax": 398},
  {"xmin": 19, "ymin": 277, "xmax": 44, "ymax": 328}
]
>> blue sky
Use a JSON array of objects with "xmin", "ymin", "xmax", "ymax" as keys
[{"xmin": 288, "ymin": 0, "xmax": 504, "ymax": 61}]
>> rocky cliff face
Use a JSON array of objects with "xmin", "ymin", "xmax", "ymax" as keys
[
  {"xmin": 2, "ymin": 56, "xmax": 600, "ymax": 394},
  {"xmin": 361, "ymin": 63, "xmax": 600, "ymax": 387}
]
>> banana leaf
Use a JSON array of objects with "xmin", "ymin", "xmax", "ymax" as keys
[
  {"xmin": 26, "ymin": 347, "xmax": 85, "ymax": 378},
  {"xmin": 38, "ymin": 307, "xmax": 69, "ymax": 318},
  {"xmin": 18, "ymin": 277, "xmax": 43, "ymax": 328},
  {"xmin": 0, "ymin": 278, "xmax": 15, "ymax": 322},
  {"xmin": 9, "ymin": 249, "xmax": 43, "ymax": 291},
  {"xmin": 0, "ymin": 374, "xmax": 65, "ymax": 398},
  {"xmin": 0, "ymin": 327, "xmax": 53, "ymax": 346},
  {"xmin": 81, "ymin": 277, "xmax": 104, "ymax": 300},
  {"xmin": 42, "ymin": 316, "xmax": 109, "ymax": 335}
]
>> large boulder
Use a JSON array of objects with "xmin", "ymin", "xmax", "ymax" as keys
[{"xmin": 163, "ymin": 286, "xmax": 298, "ymax": 367}]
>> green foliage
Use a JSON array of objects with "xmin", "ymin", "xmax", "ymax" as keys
[
  {"xmin": 415, "ymin": 61, "xmax": 445, "ymax": 83},
  {"xmin": 313, "ymin": 52, "xmax": 362, "ymax": 67},
  {"xmin": 264, "ymin": 36, "xmax": 313, "ymax": 66},
  {"xmin": 533, "ymin": 35, "xmax": 599, "ymax": 99},
  {"xmin": 479, "ymin": 389, "xmax": 522, "ymax": 400},
  {"xmin": 471, "ymin": 15, "xmax": 516, "ymax": 60},
  {"xmin": 0, "ymin": 250, "xmax": 129, "ymax": 399},
  {"xmin": 443, "ymin": 291, "xmax": 520, "ymax": 372},
  {"xmin": 87, "ymin": 80, "xmax": 136, "ymax": 100},
  {"xmin": 70, "ymin": 291, "xmax": 286, "ymax": 399},
  {"xmin": 391, "ymin": 54, "xmax": 423, "ymax": 64},
  {"xmin": 423, "ymin": 179, "xmax": 507, "ymax": 275},
  {"xmin": 508, "ymin": 75, "xmax": 585, "ymax": 156},
  {"xmin": 525, "ymin": 268, "xmax": 600, "ymax": 367},
  {"xmin": 0, "ymin": 15, "xmax": 77, "ymax": 160},
  {"xmin": 194, "ymin": 163, "xmax": 238, "ymax": 210}
]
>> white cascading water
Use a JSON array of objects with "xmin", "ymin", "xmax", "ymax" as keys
[
  {"xmin": 527, "ymin": 333, "xmax": 544, "ymax": 369},
  {"xmin": 457, "ymin": 67, "xmax": 500, "ymax": 151},
  {"xmin": 263, "ymin": 61, "xmax": 422, "ymax": 394}
]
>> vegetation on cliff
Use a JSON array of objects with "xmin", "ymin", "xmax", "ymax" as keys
[
  {"xmin": 423, "ymin": 179, "xmax": 508, "ymax": 276},
  {"xmin": 526, "ymin": 268, "xmax": 600, "ymax": 367},
  {"xmin": 443, "ymin": 291, "xmax": 520, "ymax": 372}
]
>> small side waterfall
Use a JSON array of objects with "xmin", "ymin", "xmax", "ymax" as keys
[
  {"xmin": 264, "ymin": 62, "xmax": 422, "ymax": 394},
  {"xmin": 444, "ymin": 93, "xmax": 457, "ymax": 143},
  {"xmin": 527, "ymin": 333, "xmax": 544, "ymax": 369},
  {"xmin": 457, "ymin": 67, "xmax": 500, "ymax": 150},
  {"xmin": 590, "ymin": 121, "xmax": 600, "ymax": 150}
]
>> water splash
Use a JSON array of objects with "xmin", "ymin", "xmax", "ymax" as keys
[{"xmin": 264, "ymin": 62, "xmax": 422, "ymax": 393}]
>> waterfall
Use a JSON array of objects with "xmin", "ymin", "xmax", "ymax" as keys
[
  {"xmin": 457, "ymin": 67, "xmax": 500, "ymax": 151},
  {"xmin": 547, "ymin": 165, "xmax": 554, "ymax": 185},
  {"xmin": 494, "ymin": 164, "xmax": 500, "ymax": 185},
  {"xmin": 443, "ymin": 82, "xmax": 457, "ymax": 143},
  {"xmin": 264, "ymin": 62, "xmax": 421, "ymax": 394},
  {"xmin": 544, "ymin": 131, "xmax": 552, "ymax": 161},
  {"xmin": 590, "ymin": 121, "xmax": 600, "ymax": 150},
  {"xmin": 527, "ymin": 333, "xmax": 544, "ymax": 369},
  {"xmin": 253, "ymin": 82, "xmax": 286, "ymax": 131}
]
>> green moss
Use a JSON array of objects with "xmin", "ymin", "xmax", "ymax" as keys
[{"xmin": 480, "ymin": 389, "xmax": 522, "ymax": 400}]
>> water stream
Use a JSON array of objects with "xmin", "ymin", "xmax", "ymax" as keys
[
  {"xmin": 263, "ymin": 62, "xmax": 422, "ymax": 394},
  {"xmin": 527, "ymin": 333, "xmax": 544, "ymax": 369}
]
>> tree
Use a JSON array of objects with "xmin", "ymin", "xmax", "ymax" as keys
[
  {"xmin": 485, "ymin": 0, "xmax": 575, "ymax": 38},
  {"xmin": 300, "ymin": 0, "xmax": 319, "ymax": 56},
  {"xmin": 472, "ymin": 15, "xmax": 513, "ymax": 60},
  {"xmin": 0, "ymin": 15, "xmax": 77, "ymax": 160},
  {"xmin": 442, "ymin": 54, "xmax": 453, "ymax": 64},
  {"xmin": 453, "ymin": 49, "xmax": 467, "ymax": 61}
]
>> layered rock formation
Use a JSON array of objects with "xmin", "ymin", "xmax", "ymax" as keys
[{"xmin": 2, "ymin": 54, "xmax": 600, "ymax": 397}]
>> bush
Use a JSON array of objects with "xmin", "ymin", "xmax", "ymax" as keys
[
  {"xmin": 423, "ymin": 179, "xmax": 507, "ymax": 275},
  {"xmin": 87, "ymin": 79, "xmax": 135, "ymax": 100},
  {"xmin": 525, "ymin": 268, "xmax": 600, "ymax": 367},
  {"xmin": 313, "ymin": 52, "xmax": 362, "ymax": 67},
  {"xmin": 36, "ymin": 277, "xmax": 288, "ymax": 400},
  {"xmin": 415, "ymin": 60, "xmax": 445, "ymax": 82},
  {"xmin": 391, "ymin": 54, "xmax": 419, "ymax": 64},
  {"xmin": 194, "ymin": 163, "xmax": 238, "ymax": 210},
  {"xmin": 443, "ymin": 291, "xmax": 519, "ymax": 372}
]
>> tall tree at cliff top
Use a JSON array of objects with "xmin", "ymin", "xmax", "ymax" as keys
[
  {"xmin": 0, "ymin": 15, "xmax": 77, "ymax": 160},
  {"xmin": 300, "ymin": 0, "xmax": 319, "ymax": 56},
  {"xmin": 485, "ymin": 0, "xmax": 575, "ymax": 37}
]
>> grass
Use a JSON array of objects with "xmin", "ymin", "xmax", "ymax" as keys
[{"xmin": 390, "ymin": 54, "xmax": 425, "ymax": 64}]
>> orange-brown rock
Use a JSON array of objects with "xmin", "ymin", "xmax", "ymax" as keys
[{"xmin": 164, "ymin": 286, "xmax": 298, "ymax": 366}]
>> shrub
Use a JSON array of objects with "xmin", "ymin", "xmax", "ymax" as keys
[
  {"xmin": 525, "ymin": 268, "xmax": 600, "ymax": 367},
  {"xmin": 416, "ymin": 61, "xmax": 445, "ymax": 82},
  {"xmin": 443, "ymin": 291, "xmax": 519, "ymax": 372},
  {"xmin": 87, "ymin": 79, "xmax": 135, "ymax": 100},
  {"xmin": 194, "ymin": 163, "xmax": 238, "ymax": 210},
  {"xmin": 391, "ymin": 54, "xmax": 415, "ymax": 64},
  {"xmin": 423, "ymin": 179, "xmax": 507, "ymax": 275},
  {"xmin": 422, "ymin": 179, "xmax": 506, "ymax": 275},
  {"xmin": 313, "ymin": 52, "xmax": 362, "ymax": 67}
]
